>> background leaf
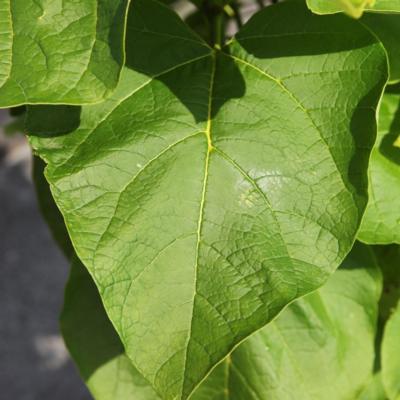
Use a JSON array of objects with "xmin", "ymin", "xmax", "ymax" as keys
[
  {"xmin": 28, "ymin": 1, "xmax": 387, "ymax": 398},
  {"xmin": 0, "ymin": 0, "xmax": 130, "ymax": 107},
  {"xmin": 306, "ymin": 0, "xmax": 400, "ymax": 18},
  {"xmin": 358, "ymin": 88, "xmax": 400, "ymax": 244}
]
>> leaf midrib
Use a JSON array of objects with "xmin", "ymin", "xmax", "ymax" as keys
[{"xmin": 180, "ymin": 49, "xmax": 216, "ymax": 398}]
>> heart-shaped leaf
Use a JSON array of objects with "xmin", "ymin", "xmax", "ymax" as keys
[
  {"xmin": 28, "ymin": 0, "xmax": 387, "ymax": 398},
  {"xmin": 0, "ymin": 0, "xmax": 130, "ymax": 107}
]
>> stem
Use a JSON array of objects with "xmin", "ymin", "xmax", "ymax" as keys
[
  {"xmin": 213, "ymin": 13, "xmax": 224, "ymax": 47},
  {"xmin": 203, "ymin": 1, "xmax": 225, "ymax": 47},
  {"xmin": 230, "ymin": 3, "xmax": 243, "ymax": 29}
]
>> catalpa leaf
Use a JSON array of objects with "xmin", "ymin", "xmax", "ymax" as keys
[
  {"xmin": 28, "ymin": 0, "xmax": 387, "ymax": 398},
  {"xmin": 382, "ymin": 300, "xmax": 400, "ymax": 400},
  {"xmin": 358, "ymin": 89, "xmax": 400, "ymax": 244},
  {"xmin": 0, "ymin": 0, "xmax": 130, "ymax": 107},
  {"xmin": 306, "ymin": 0, "xmax": 400, "ymax": 18},
  {"xmin": 62, "ymin": 243, "xmax": 381, "ymax": 400}
]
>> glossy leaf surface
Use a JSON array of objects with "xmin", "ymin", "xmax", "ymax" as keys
[
  {"xmin": 29, "ymin": 1, "xmax": 387, "ymax": 398},
  {"xmin": 0, "ymin": 0, "xmax": 130, "ymax": 107},
  {"xmin": 359, "ymin": 90, "xmax": 400, "ymax": 244}
]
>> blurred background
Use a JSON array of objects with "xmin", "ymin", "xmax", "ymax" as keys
[{"xmin": 0, "ymin": 110, "xmax": 91, "ymax": 399}]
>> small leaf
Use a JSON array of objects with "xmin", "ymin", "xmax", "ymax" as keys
[
  {"xmin": 358, "ymin": 89, "xmax": 400, "ymax": 244},
  {"xmin": 0, "ymin": 0, "xmax": 130, "ymax": 107},
  {"xmin": 29, "ymin": 1, "xmax": 387, "ymax": 398},
  {"xmin": 306, "ymin": 0, "xmax": 400, "ymax": 18}
]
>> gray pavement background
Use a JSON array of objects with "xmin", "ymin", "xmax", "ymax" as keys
[{"xmin": 0, "ymin": 109, "xmax": 91, "ymax": 399}]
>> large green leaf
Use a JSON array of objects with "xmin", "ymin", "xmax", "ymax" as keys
[
  {"xmin": 358, "ymin": 89, "xmax": 400, "ymax": 244},
  {"xmin": 306, "ymin": 0, "xmax": 400, "ymax": 18},
  {"xmin": 382, "ymin": 300, "xmax": 400, "ymax": 400},
  {"xmin": 62, "ymin": 243, "xmax": 381, "ymax": 400},
  {"xmin": 28, "ymin": 1, "xmax": 387, "ymax": 398},
  {"xmin": 0, "ymin": 0, "xmax": 130, "ymax": 107}
]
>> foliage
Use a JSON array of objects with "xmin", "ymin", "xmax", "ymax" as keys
[{"xmin": 1, "ymin": 0, "xmax": 399, "ymax": 399}]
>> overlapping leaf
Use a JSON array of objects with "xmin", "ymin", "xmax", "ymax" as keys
[
  {"xmin": 358, "ymin": 90, "xmax": 400, "ymax": 244},
  {"xmin": 0, "ymin": 0, "xmax": 130, "ymax": 107},
  {"xmin": 62, "ymin": 243, "xmax": 381, "ymax": 400},
  {"xmin": 306, "ymin": 0, "xmax": 400, "ymax": 18},
  {"xmin": 28, "ymin": 0, "xmax": 387, "ymax": 398}
]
